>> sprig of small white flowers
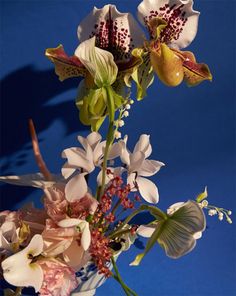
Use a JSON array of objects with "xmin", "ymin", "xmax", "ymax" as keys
[
  {"xmin": 196, "ymin": 187, "xmax": 232, "ymax": 224},
  {"xmin": 114, "ymin": 99, "xmax": 134, "ymax": 140}
]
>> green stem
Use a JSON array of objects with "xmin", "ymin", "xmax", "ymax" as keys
[
  {"xmin": 108, "ymin": 228, "xmax": 132, "ymax": 239},
  {"xmin": 111, "ymin": 257, "xmax": 138, "ymax": 296},
  {"xmin": 98, "ymin": 86, "xmax": 115, "ymax": 201},
  {"xmin": 108, "ymin": 205, "xmax": 167, "ymax": 238}
]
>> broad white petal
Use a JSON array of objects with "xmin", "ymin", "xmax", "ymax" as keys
[
  {"xmin": 93, "ymin": 140, "xmax": 106, "ymax": 165},
  {"xmin": 136, "ymin": 176, "xmax": 159, "ymax": 203},
  {"xmin": 129, "ymin": 151, "xmax": 145, "ymax": 173},
  {"xmin": 81, "ymin": 223, "xmax": 91, "ymax": 251},
  {"xmin": 62, "ymin": 147, "xmax": 94, "ymax": 173},
  {"xmin": 61, "ymin": 162, "xmax": 76, "ymax": 179},
  {"xmin": 138, "ymin": 0, "xmax": 199, "ymax": 48},
  {"xmin": 86, "ymin": 132, "xmax": 102, "ymax": 149},
  {"xmin": 133, "ymin": 134, "xmax": 152, "ymax": 158},
  {"xmin": 78, "ymin": 4, "xmax": 145, "ymax": 62},
  {"xmin": 127, "ymin": 173, "xmax": 137, "ymax": 191},
  {"xmin": 58, "ymin": 218, "xmax": 83, "ymax": 228},
  {"xmin": 75, "ymin": 36, "xmax": 118, "ymax": 87},
  {"xmin": 137, "ymin": 225, "xmax": 156, "ymax": 238},
  {"xmin": 108, "ymin": 142, "xmax": 123, "ymax": 160},
  {"xmin": 120, "ymin": 139, "xmax": 131, "ymax": 166},
  {"xmin": 65, "ymin": 174, "xmax": 88, "ymax": 202},
  {"xmin": 139, "ymin": 159, "xmax": 165, "ymax": 177},
  {"xmin": 1, "ymin": 235, "xmax": 44, "ymax": 291}
]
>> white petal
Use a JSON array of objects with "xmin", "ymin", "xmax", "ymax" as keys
[
  {"xmin": 129, "ymin": 151, "xmax": 145, "ymax": 173},
  {"xmin": 61, "ymin": 162, "xmax": 76, "ymax": 179},
  {"xmin": 86, "ymin": 132, "xmax": 102, "ymax": 149},
  {"xmin": 127, "ymin": 173, "xmax": 137, "ymax": 191},
  {"xmin": 139, "ymin": 159, "xmax": 165, "ymax": 177},
  {"xmin": 81, "ymin": 223, "xmax": 91, "ymax": 251},
  {"xmin": 193, "ymin": 231, "xmax": 202, "ymax": 240},
  {"xmin": 108, "ymin": 142, "xmax": 122, "ymax": 160},
  {"xmin": 75, "ymin": 36, "xmax": 118, "ymax": 87},
  {"xmin": 133, "ymin": 134, "xmax": 152, "ymax": 158},
  {"xmin": 137, "ymin": 225, "xmax": 156, "ymax": 238},
  {"xmin": 136, "ymin": 176, "xmax": 159, "ymax": 203},
  {"xmin": 1, "ymin": 235, "xmax": 44, "ymax": 292},
  {"xmin": 65, "ymin": 174, "xmax": 88, "ymax": 202},
  {"xmin": 42, "ymin": 237, "xmax": 73, "ymax": 257},
  {"xmin": 62, "ymin": 147, "xmax": 94, "ymax": 173},
  {"xmin": 93, "ymin": 140, "xmax": 106, "ymax": 165},
  {"xmin": 120, "ymin": 136, "xmax": 131, "ymax": 166},
  {"xmin": 137, "ymin": 0, "xmax": 199, "ymax": 49},
  {"xmin": 58, "ymin": 218, "xmax": 83, "ymax": 228},
  {"xmin": 78, "ymin": 5, "xmax": 145, "ymax": 62}
]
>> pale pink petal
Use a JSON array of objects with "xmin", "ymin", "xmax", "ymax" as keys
[
  {"xmin": 139, "ymin": 159, "xmax": 165, "ymax": 177},
  {"xmin": 81, "ymin": 223, "xmax": 91, "ymax": 251},
  {"xmin": 136, "ymin": 176, "xmax": 159, "ymax": 203},
  {"xmin": 65, "ymin": 174, "xmax": 88, "ymax": 202},
  {"xmin": 129, "ymin": 151, "xmax": 145, "ymax": 173},
  {"xmin": 42, "ymin": 237, "xmax": 73, "ymax": 257},
  {"xmin": 58, "ymin": 218, "xmax": 83, "ymax": 228},
  {"xmin": 133, "ymin": 134, "xmax": 152, "ymax": 158},
  {"xmin": 137, "ymin": 225, "xmax": 156, "ymax": 238},
  {"xmin": 86, "ymin": 132, "xmax": 102, "ymax": 149},
  {"xmin": 93, "ymin": 140, "xmax": 106, "ymax": 164},
  {"xmin": 108, "ymin": 142, "xmax": 122, "ymax": 160},
  {"xmin": 78, "ymin": 4, "xmax": 144, "ymax": 62},
  {"xmin": 120, "ymin": 136, "xmax": 131, "ymax": 166},
  {"xmin": 127, "ymin": 172, "xmax": 137, "ymax": 191}
]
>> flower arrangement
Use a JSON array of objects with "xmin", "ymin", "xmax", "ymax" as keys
[{"xmin": 0, "ymin": 0, "xmax": 232, "ymax": 296}]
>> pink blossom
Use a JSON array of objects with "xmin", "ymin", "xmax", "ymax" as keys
[
  {"xmin": 38, "ymin": 258, "xmax": 78, "ymax": 296},
  {"xmin": 70, "ymin": 193, "xmax": 98, "ymax": 218},
  {"xmin": 43, "ymin": 183, "xmax": 68, "ymax": 222}
]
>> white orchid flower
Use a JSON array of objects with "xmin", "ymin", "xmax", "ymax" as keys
[
  {"xmin": 58, "ymin": 218, "xmax": 91, "ymax": 251},
  {"xmin": 120, "ymin": 134, "xmax": 164, "ymax": 203},
  {"xmin": 1, "ymin": 234, "xmax": 44, "ymax": 292},
  {"xmin": 133, "ymin": 200, "xmax": 206, "ymax": 265}
]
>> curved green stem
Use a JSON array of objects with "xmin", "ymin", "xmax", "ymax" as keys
[{"xmin": 111, "ymin": 257, "xmax": 138, "ymax": 296}]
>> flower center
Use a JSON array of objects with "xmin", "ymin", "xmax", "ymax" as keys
[
  {"xmin": 145, "ymin": 4, "xmax": 187, "ymax": 44},
  {"xmin": 88, "ymin": 6, "xmax": 135, "ymax": 61}
]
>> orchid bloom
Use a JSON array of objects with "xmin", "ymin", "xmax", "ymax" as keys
[
  {"xmin": 1, "ymin": 234, "xmax": 44, "ymax": 291},
  {"xmin": 120, "ymin": 134, "xmax": 164, "ymax": 203},
  {"xmin": 131, "ymin": 200, "xmax": 206, "ymax": 265},
  {"xmin": 61, "ymin": 132, "xmax": 121, "ymax": 201},
  {"xmin": 135, "ymin": 0, "xmax": 212, "ymax": 93}
]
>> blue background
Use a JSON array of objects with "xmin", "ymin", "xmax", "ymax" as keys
[{"xmin": 0, "ymin": 0, "xmax": 235, "ymax": 295}]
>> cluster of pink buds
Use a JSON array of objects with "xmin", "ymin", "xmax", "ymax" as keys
[{"xmin": 90, "ymin": 229, "xmax": 112, "ymax": 278}]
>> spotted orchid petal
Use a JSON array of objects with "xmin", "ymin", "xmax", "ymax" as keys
[
  {"xmin": 138, "ymin": 0, "xmax": 200, "ymax": 49},
  {"xmin": 1, "ymin": 235, "xmax": 44, "ymax": 292},
  {"xmin": 78, "ymin": 4, "xmax": 145, "ymax": 62},
  {"xmin": 65, "ymin": 173, "xmax": 88, "ymax": 202},
  {"xmin": 75, "ymin": 36, "xmax": 118, "ymax": 87},
  {"xmin": 45, "ymin": 45, "xmax": 86, "ymax": 81}
]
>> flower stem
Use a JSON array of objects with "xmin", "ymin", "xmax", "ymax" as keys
[
  {"xmin": 111, "ymin": 257, "xmax": 138, "ymax": 296},
  {"xmin": 108, "ymin": 205, "xmax": 167, "ymax": 238},
  {"xmin": 98, "ymin": 86, "xmax": 115, "ymax": 201}
]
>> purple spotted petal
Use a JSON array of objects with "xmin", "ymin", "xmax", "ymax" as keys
[{"xmin": 78, "ymin": 4, "xmax": 145, "ymax": 62}]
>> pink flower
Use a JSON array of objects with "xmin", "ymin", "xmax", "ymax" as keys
[
  {"xmin": 69, "ymin": 193, "xmax": 98, "ymax": 219},
  {"xmin": 38, "ymin": 258, "xmax": 78, "ymax": 296},
  {"xmin": 42, "ymin": 219, "xmax": 90, "ymax": 271},
  {"xmin": 43, "ymin": 183, "xmax": 68, "ymax": 222}
]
